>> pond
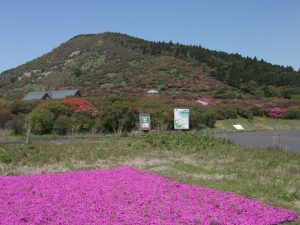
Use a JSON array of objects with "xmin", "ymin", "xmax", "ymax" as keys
[{"xmin": 214, "ymin": 129, "xmax": 300, "ymax": 154}]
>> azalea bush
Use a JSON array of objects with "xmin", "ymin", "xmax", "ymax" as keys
[
  {"xmin": 63, "ymin": 98, "xmax": 97, "ymax": 117},
  {"xmin": 0, "ymin": 167, "xmax": 296, "ymax": 224},
  {"xmin": 266, "ymin": 107, "xmax": 285, "ymax": 118}
]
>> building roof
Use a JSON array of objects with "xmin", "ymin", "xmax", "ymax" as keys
[
  {"xmin": 23, "ymin": 90, "xmax": 79, "ymax": 100},
  {"xmin": 48, "ymin": 90, "xmax": 79, "ymax": 99},
  {"xmin": 22, "ymin": 91, "xmax": 51, "ymax": 100},
  {"xmin": 146, "ymin": 89, "xmax": 159, "ymax": 94}
]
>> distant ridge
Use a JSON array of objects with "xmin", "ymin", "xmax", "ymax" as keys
[{"xmin": 0, "ymin": 32, "xmax": 299, "ymax": 99}]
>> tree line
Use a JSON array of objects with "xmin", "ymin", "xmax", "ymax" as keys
[{"xmin": 110, "ymin": 32, "xmax": 300, "ymax": 98}]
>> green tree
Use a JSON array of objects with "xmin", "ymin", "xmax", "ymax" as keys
[
  {"xmin": 53, "ymin": 115, "xmax": 72, "ymax": 134},
  {"xmin": 190, "ymin": 108, "xmax": 216, "ymax": 129},
  {"xmin": 0, "ymin": 107, "xmax": 12, "ymax": 127},
  {"xmin": 26, "ymin": 100, "xmax": 72, "ymax": 134},
  {"xmin": 99, "ymin": 101, "xmax": 137, "ymax": 134},
  {"xmin": 27, "ymin": 108, "xmax": 55, "ymax": 134},
  {"xmin": 70, "ymin": 113, "xmax": 93, "ymax": 133}
]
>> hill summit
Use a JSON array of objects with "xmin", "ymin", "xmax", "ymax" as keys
[{"xmin": 1, "ymin": 32, "xmax": 300, "ymax": 99}]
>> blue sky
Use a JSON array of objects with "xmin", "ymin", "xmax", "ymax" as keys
[{"xmin": 0, "ymin": 0, "xmax": 299, "ymax": 72}]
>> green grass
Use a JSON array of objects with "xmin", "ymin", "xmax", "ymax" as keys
[
  {"xmin": 0, "ymin": 129, "xmax": 115, "ymax": 142},
  {"xmin": 291, "ymin": 94, "xmax": 300, "ymax": 100},
  {"xmin": 0, "ymin": 131, "xmax": 299, "ymax": 222},
  {"xmin": 215, "ymin": 117, "xmax": 300, "ymax": 132}
]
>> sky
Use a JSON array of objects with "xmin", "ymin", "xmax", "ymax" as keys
[{"xmin": 0, "ymin": 0, "xmax": 300, "ymax": 73}]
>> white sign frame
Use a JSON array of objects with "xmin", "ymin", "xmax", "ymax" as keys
[{"xmin": 174, "ymin": 108, "xmax": 189, "ymax": 130}]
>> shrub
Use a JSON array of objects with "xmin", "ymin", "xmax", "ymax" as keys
[
  {"xmin": 27, "ymin": 109, "xmax": 55, "ymax": 134},
  {"xmin": 215, "ymin": 106, "xmax": 238, "ymax": 120},
  {"xmin": 253, "ymin": 88, "xmax": 265, "ymax": 99},
  {"xmin": 147, "ymin": 108, "xmax": 173, "ymax": 131},
  {"xmin": 250, "ymin": 105, "xmax": 265, "ymax": 117},
  {"xmin": 26, "ymin": 101, "xmax": 72, "ymax": 134},
  {"xmin": 4, "ymin": 114, "xmax": 26, "ymax": 135},
  {"xmin": 53, "ymin": 115, "xmax": 72, "ymax": 134},
  {"xmin": 283, "ymin": 107, "xmax": 300, "ymax": 119},
  {"xmin": 266, "ymin": 107, "xmax": 285, "ymax": 118},
  {"xmin": 99, "ymin": 101, "xmax": 137, "ymax": 134},
  {"xmin": 190, "ymin": 108, "xmax": 216, "ymax": 129},
  {"xmin": 238, "ymin": 108, "xmax": 253, "ymax": 120},
  {"xmin": 39, "ymin": 101, "xmax": 72, "ymax": 117},
  {"xmin": 70, "ymin": 113, "xmax": 94, "ymax": 133},
  {"xmin": 214, "ymin": 88, "xmax": 241, "ymax": 99},
  {"xmin": 0, "ymin": 108, "xmax": 12, "ymax": 127},
  {"xmin": 0, "ymin": 151, "xmax": 12, "ymax": 164},
  {"xmin": 8, "ymin": 100, "xmax": 38, "ymax": 114},
  {"xmin": 63, "ymin": 98, "xmax": 97, "ymax": 117}
]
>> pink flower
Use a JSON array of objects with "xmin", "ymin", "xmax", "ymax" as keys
[
  {"xmin": 0, "ymin": 167, "xmax": 297, "ymax": 224},
  {"xmin": 266, "ymin": 107, "xmax": 285, "ymax": 118}
]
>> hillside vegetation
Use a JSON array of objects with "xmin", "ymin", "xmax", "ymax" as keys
[{"xmin": 1, "ymin": 32, "xmax": 300, "ymax": 99}]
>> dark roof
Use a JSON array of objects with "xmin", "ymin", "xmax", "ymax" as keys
[
  {"xmin": 48, "ymin": 90, "xmax": 79, "ymax": 99},
  {"xmin": 23, "ymin": 90, "xmax": 79, "ymax": 100},
  {"xmin": 22, "ymin": 91, "xmax": 51, "ymax": 100}
]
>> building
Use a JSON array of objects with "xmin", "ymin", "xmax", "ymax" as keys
[
  {"xmin": 146, "ymin": 89, "xmax": 159, "ymax": 95},
  {"xmin": 23, "ymin": 90, "xmax": 80, "ymax": 100}
]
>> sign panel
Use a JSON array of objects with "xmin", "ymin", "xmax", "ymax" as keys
[
  {"xmin": 233, "ymin": 124, "xmax": 244, "ymax": 130},
  {"xmin": 139, "ymin": 114, "xmax": 151, "ymax": 130},
  {"xmin": 174, "ymin": 108, "xmax": 189, "ymax": 130}
]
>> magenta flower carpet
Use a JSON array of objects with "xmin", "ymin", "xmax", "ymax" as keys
[{"xmin": 0, "ymin": 167, "xmax": 297, "ymax": 225}]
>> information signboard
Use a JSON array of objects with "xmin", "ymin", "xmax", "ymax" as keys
[
  {"xmin": 139, "ymin": 114, "xmax": 151, "ymax": 131},
  {"xmin": 174, "ymin": 108, "xmax": 189, "ymax": 130}
]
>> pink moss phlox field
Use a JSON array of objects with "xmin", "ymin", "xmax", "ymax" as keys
[{"xmin": 0, "ymin": 167, "xmax": 297, "ymax": 225}]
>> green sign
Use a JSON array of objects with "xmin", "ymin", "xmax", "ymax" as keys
[
  {"xmin": 174, "ymin": 108, "xmax": 189, "ymax": 130},
  {"xmin": 139, "ymin": 114, "xmax": 151, "ymax": 130}
]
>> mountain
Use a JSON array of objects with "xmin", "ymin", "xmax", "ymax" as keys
[{"xmin": 1, "ymin": 32, "xmax": 300, "ymax": 99}]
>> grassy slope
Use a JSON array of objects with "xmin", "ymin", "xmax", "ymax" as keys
[
  {"xmin": 0, "ymin": 132, "xmax": 299, "ymax": 223},
  {"xmin": 215, "ymin": 117, "xmax": 300, "ymax": 132}
]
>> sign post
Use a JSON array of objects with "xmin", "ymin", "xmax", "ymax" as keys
[
  {"xmin": 139, "ymin": 114, "xmax": 151, "ymax": 131},
  {"xmin": 174, "ymin": 108, "xmax": 189, "ymax": 130}
]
